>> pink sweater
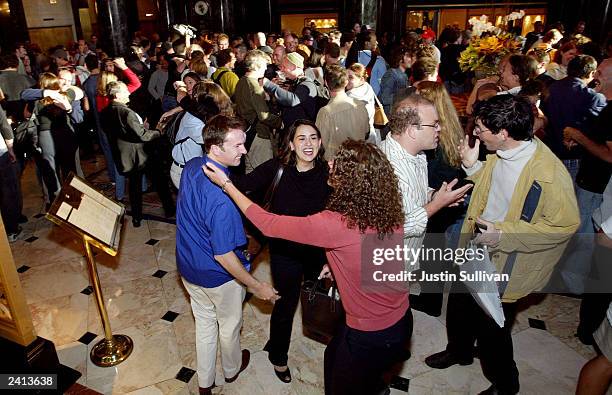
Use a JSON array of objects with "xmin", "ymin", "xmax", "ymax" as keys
[{"xmin": 246, "ymin": 205, "xmax": 409, "ymax": 332}]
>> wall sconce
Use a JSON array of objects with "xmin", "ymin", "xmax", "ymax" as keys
[
  {"xmin": 145, "ymin": 13, "xmax": 153, "ymax": 17},
  {"xmin": 50, "ymin": 0, "xmax": 57, "ymax": 4}
]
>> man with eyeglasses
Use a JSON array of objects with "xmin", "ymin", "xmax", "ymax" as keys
[
  {"xmin": 379, "ymin": 92, "xmax": 472, "ymax": 284},
  {"xmin": 425, "ymin": 94, "xmax": 579, "ymax": 395}
]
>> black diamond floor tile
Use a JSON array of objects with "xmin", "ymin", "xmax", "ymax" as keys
[
  {"xmin": 33, "ymin": 213, "xmax": 45, "ymax": 219},
  {"xmin": 145, "ymin": 238, "xmax": 160, "ymax": 246},
  {"xmin": 528, "ymin": 318, "xmax": 547, "ymax": 331},
  {"xmin": 152, "ymin": 270, "xmax": 168, "ymax": 278},
  {"xmin": 80, "ymin": 286, "xmax": 94, "ymax": 295},
  {"xmin": 25, "ymin": 236, "xmax": 39, "ymax": 243},
  {"xmin": 161, "ymin": 311, "xmax": 180, "ymax": 322},
  {"xmin": 77, "ymin": 332, "xmax": 98, "ymax": 345},
  {"xmin": 390, "ymin": 375, "xmax": 410, "ymax": 392},
  {"xmin": 17, "ymin": 265, "xmax": 31, "ymax": 273},
  {"xmin": 175, "ymin": 366, "xmax": 196, "ymax": 383}
]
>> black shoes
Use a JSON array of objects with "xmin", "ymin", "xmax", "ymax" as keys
[
  {"xmin": 198, "ymin": 384, "xmax": 215, "ymax": 395},
  {"xmin": 273, "ymin": 365, "xmax": 292, "ymax": 383},
  {"xmin": 477, "ymin": 384, "xmax": 519, "ymax": 395},
  {"xmin": 132, "ymin": 219, "xmax": 141, "ymax": 228},
  {"xmin": 225, "ymin": 349, "xmax": 250, "ymax": 383},
  {"xmin": 424, "ymin": 350, "xmax": 473, "ymax": 369}
]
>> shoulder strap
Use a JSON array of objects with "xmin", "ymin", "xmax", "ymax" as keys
[
  {"xmin": 213, "ymin": 70, "xmax": 229, "ymax": 85},
  {"xmin": 262, "ymin": 165, "xmax": 284, "ymax": 209},
  {"xmin": 365, "ymin": 52, "xmax": 378, "ymax": 70}
]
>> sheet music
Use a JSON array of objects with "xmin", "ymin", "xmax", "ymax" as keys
[
  {"xmin": 70, "ymin": 178, "xmax": 123, "ymax": 215},
  {"xmin": 49, "ymin": 175, "xmax": 124, "ymax": 248},
  {"xmin": 67, "ymin": 195, "xmax": 118, "ymax": 245}
]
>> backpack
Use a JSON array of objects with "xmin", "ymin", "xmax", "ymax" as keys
[
  {"xmin": 297, "ymin": 77, "xmax": 330, "ymax": 115},
  {"xmin": 163, "ymin": 111, "xmax": 187, "ymax": 147}
]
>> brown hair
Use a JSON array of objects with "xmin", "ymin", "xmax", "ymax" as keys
[
  {"xmin": 203, "ymin": 114, "xmax": 246, "ymax": 153},
  {"xmin": 411, "ymin": 56, "xmax": 438, "ymax": 82},
  {"xmin": 553, "ymin": 41, "xmax": 578, "ymax": 64},
  {"xmin": 416, "ymin": 81, "xmax": 464, "ymax": 167},
  {"xmin": 189, "ymin": 57, "xmax": 208, "ymax": 77},
  {"xmin": 325, "ymin": 64, "xmax": 348, "ymax": 90},
  {"xmin": 278, "ymin": 119, "xmax": 326, "ymax": 166},
  {"xmin": 192, "ymin": 81, "xmax": 234, "ymax": 120},
  {"xmin": 326, "ymin": 140, "xmax": 404, "ymax": 236}
]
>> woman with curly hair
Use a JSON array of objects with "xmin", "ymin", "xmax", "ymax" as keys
[
  {"xmin": 229, "ymin": 119, "xmax": 329, "ymax": 383},
  {"xmin": 204, "ymin": 139, "xmax": 412, "ymax": 395}
]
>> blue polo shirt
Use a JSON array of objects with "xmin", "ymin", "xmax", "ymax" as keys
[{"xmin": 176, "ymin": 155, "xmax": 250, "ymax": 288}]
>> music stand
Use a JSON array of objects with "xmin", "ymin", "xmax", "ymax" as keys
[{"xmin": 46, "ymin": 173, "xmax": 133, "ymax": 367}]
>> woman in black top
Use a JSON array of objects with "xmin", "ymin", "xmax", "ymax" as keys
[
  {"xmin": 231, "ymin": 119, "xmax": 330, "ymax": 383},
  {"xmin": 34, "ymin": 73, "xmax": 78, "ymax": 204}
]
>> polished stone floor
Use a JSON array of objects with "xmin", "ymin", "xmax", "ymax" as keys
[{"xmin": 8, "ymin": 156, "xmax": 597, "ymax": 394}]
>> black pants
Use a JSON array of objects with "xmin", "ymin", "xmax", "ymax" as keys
[
  {"xmin": 127, "ymin": 169, "xmax": 145, "ymax": 222},
  {"xmin": 446, "ymin": 283, "xmax": 519, "ymax": 392},
  {"xmin": 264, "ymin": 249, "xmax": 322, "ymax": 366},
  {"xmin": 0, "ymin": 152, "xmax": 20, "ymax": 234},
  {"xmin": 324, "ymin": 308, "xmax": 413, "ymax": 395},
  {"xmin": 578, "ymin": 242, "xmax": 612, "ymax": 343}
]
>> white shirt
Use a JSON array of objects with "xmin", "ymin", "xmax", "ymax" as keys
[
  {"xmin": 379, "ymin": 135, "xmax": 433, "ymax": 270},
  {"xmin": 465, "ymin": 140, "xmax": 537, "ymax": 223}
]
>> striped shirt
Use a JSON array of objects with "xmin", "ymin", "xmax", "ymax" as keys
[{"xmin": 379, "ymin": 135, "xmax": 433, "ymax": 271}]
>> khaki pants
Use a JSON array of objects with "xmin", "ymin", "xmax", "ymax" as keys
[
  {"xmin": 246, "ymin": 135, "xmax": 273, "ymax": 173},
  {"xmin": 182, "ymin": 278, "xmax": 246, "ymax": 387}
]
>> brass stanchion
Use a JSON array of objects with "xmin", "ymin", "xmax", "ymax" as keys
[{"xmin": 83, "ymin": 235, "xmax": 133, "ymax": 367}]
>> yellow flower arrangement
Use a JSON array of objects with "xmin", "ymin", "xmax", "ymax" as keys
[{"xmin": 459, "ymin": 21, "xmax": 524, "ymax": 76}]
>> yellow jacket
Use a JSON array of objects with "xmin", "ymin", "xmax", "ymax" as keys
[{"xmin": 459, "ymin": 138, "xmax": 580, "ymax": 302}]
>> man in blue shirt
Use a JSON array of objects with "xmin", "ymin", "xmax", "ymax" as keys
[{"xmin": 176, "ymin": 114, "xmax": 279, "ymax": 394}]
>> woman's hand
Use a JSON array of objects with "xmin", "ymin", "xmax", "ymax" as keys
[
  {"xmin": 113, "ymin": 57, "xmax": 128, "ymax": 70},
  {"xmin": 318, "ymin": 264, "xmax": 333, "ymax": 280},
  {"xmin": 203, "ymin": 162, "xmax": 229, "ymax": 187}
]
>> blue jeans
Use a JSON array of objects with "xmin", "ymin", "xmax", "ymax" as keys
[
  {"xmin": 562, "ymin": 159, "xmax": 580, "ymax": 188},
  {"xmin": 559, "ymin": 185, "xmax": 603, "ymax": 294}
]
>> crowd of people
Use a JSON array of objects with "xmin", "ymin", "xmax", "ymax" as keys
[{"xmin": 1, "ymin": 17, "xmax": 611, "ymax": 395}]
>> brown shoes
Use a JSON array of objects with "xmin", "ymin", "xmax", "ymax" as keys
[{"xmin": 225, "ymin": 349, "xmax": 251, "ymax": 383}]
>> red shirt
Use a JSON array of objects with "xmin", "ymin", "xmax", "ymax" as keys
[
  {"xmin": 96, "ymin": 68, "xmax": 141, "ymax": 112},
  {"xmin": 246, "ymin": 205, "xmax": 409, "ymax": 332}
]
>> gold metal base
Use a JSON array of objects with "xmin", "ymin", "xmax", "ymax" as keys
[{"xmin": 90, "ymin": 334, "xmax": 134, "ymax": 367}]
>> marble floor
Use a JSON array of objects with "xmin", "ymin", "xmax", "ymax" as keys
[{"xmin": 7, "ymin": 156, "xmax": 598, "ymax": 394}]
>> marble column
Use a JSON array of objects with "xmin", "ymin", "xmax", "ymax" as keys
[
  {"xmin": 95, "ymin": 0, "xmax": 129, "ymax": 56},
  {"xmin": 157, "ymin": 0, "xmax": 175, "ymax": 28},
  {"xmin": 340, "ymin": 0, "xmax": 378, "ymax": 31}
]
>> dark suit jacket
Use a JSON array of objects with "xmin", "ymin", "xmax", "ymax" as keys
[{"xmin": 101, "ymin": 101, "xmax": 160, "ymax": 174}]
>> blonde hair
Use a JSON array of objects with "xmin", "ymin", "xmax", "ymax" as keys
[
  {"xmin": 416, "ymin": 81, "xmax": 464, "ymax": 168},
  {"xmin": 38, "ymin": 72, "xmax": 60, "ymax": 90},
  {"xmin": 97, "ymin": 71, "xmax": 118, "ymax": 96},
  {"xmin": 348, "ymin": 62, "xmax": 368, "ymax": 80}
]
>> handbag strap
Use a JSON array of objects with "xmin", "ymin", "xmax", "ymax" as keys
[
  {"xmin": 373, "ymin": 93, "xmax": 384, "ymax": 109},
  {"xmin": 262, "ymin": 164, "xmax": 284, "ymax": 209}
]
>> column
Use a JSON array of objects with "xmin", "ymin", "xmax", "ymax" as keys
[
  {"xmin": 340, "ymin": 0, "xmax": 378, "ymax": 31},
  {"xmin": 95, "ymin": 0, "xmax": 129, "ymax": 56}
]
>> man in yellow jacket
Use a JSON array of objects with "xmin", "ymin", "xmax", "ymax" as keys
[{"xmin": 425, "ymin": 95, "xmax": 580, "ymax": 395}]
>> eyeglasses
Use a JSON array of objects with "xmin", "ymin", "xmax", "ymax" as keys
[{"xmin": 413, "ymin": 122, "xmax": 440, "ymax": 129}]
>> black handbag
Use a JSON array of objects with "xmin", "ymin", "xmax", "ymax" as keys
[{"xmin": 300, "ymin": 279, "xmax": 345, "ymax": 341}]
